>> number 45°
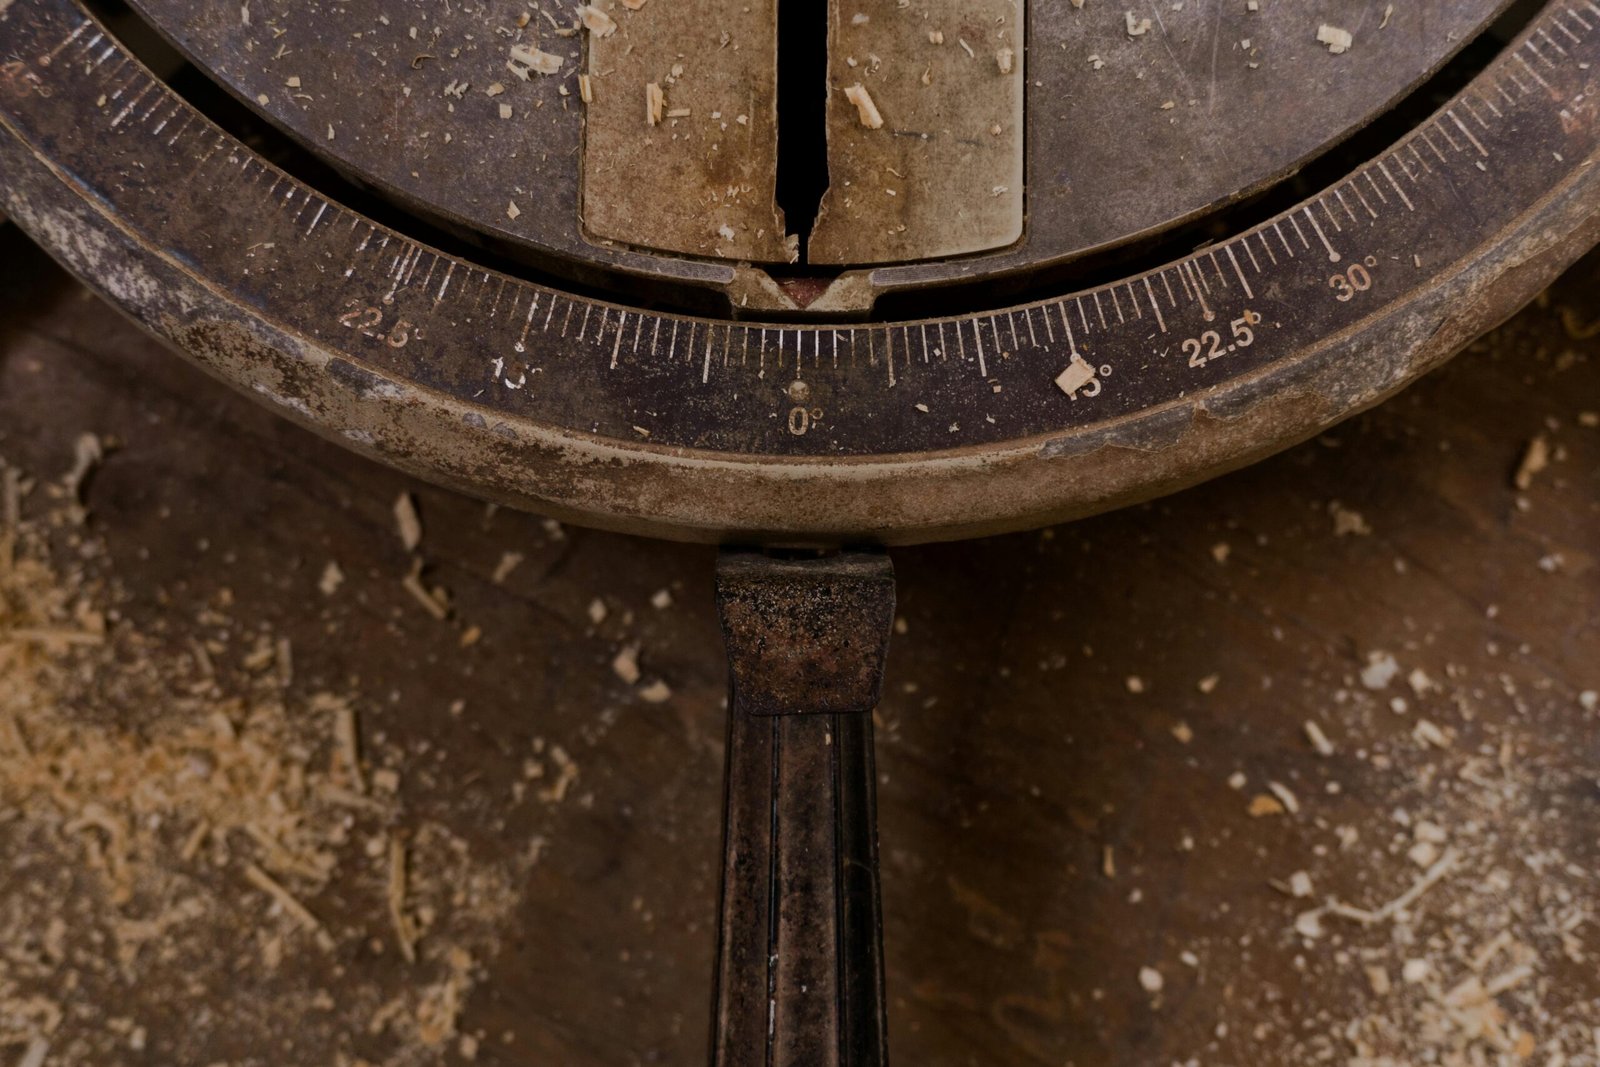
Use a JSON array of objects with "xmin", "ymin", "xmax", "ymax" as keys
[{"xmin": 1183, "ymin": 310, "xmax": 1262, "ymax": 369}]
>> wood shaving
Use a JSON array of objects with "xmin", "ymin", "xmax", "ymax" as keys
[
  {"xmin": 0, "ymin": 460, "xmax": 537, "ymax": 1064},
  {"xmin": 1266, "ymin": 780, "xmax": 1301, "ymax": 815},
  {"xmin": 244, "ymin": 862, "xmax": 336, "ymax": 951},
  {"xmin": 389, "ymin": 837, "xmax": 419, "ymax": 963},
  {"xmin": 1319, "ymin": 848, "xmax": 1459, "ymax": 927},
  {"xmin": 1, "ymin": 461, "xmax": 20, "ymax": 573},
  {"xmin": 537, "ymin": 745, "xmax": 578, "ymax": 803},
  {"xmin": 507, "ymin": 44, "xmax": 563, "ymax": 77},
  {"xmin": 328, "ymin": 695, "xmax": 366, "ymax": 793},
  {"xmin": 16, "ymin": 1038, "xmax": 49, "ymax": 1067}
]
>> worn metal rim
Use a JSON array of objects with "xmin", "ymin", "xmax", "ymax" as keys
[{"xmin": 3, "ymin": 0, "xmax": 1599, "ymax": 544}]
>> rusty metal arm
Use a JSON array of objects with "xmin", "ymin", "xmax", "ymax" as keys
[{"xmin": 712, "ymin": 550, "xmax": 896, "ymax": 1067}]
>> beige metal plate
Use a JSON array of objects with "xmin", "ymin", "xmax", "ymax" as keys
[
  {"xmin": 582, "ymin": 0, "xmax": 795, "ymax": 263},
  {"xmin": 809, "ymin": 0, "xmax": 1025, "ymax": 265}
]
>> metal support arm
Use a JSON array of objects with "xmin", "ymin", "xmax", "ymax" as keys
[{"xmin": 711, "ymin": 550, "xmax": 896, "ymax": 1067}]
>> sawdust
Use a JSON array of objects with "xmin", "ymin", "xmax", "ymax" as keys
[
  {"xmin": 1256, "ymin": 655, "xmax": 1600, "ymax": 1066},
  {"xmin": 0, "ymin": 457, "xmax": 531, "ymax": 1066}
]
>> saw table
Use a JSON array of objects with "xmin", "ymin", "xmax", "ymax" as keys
[{"xmin": 3, "ymin": 0, "xmax": 1599, "ymax": 1062}]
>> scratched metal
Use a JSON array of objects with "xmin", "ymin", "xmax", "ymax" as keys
[
  {"xmin": 808, "ymin": 0, "xmax": 1025, "ymax": 265},
  {"xmin": 119, "ymin": 0, "xmax": 1505, "ymax": 302},
  {"xmin": 3, "ymin": 0, "xmax": 1600, "ymax": 543},
  {"xmin": 583, "ymin": 1, "xmax": 793, "ymax": 264}
]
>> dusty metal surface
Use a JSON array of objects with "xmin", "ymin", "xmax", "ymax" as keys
[
  {"xmin": 582, "ymin": 1, "xmax": 793, "ymax": 264},
  {"xmin": 859, "ymin": 0, "xmax": 1515, "ymax": 294},
  {"xmin": 713, "ymin": 551, "xmax": 894, "ymax": 1067},
  {"xmin": 716, "ymin": 552, "xmax": 895, "ymax": 716},
  {"xmin": 808, "ymin": 0, "xmax": 1024, "ymax": 265},
  {"xmin": 3, "ymin": 0, "xmax": 1598, "ymax": 544},
  {"xmin": 120, "ymin": 0, "xmax": 1505, "ymax": 297}
]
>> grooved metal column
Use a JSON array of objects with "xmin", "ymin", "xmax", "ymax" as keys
[{"xmin": 712, "ymin": 551, "xmax": 895, "ymax": 1067}]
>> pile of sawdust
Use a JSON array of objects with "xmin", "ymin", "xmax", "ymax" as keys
[
  {"xmin": 1259, "ymin": 663, "xmax": 1600, "ymax": 1067},
  {"xmin": 0, "ymin": 456, "xmax": 528, "ymax": 1066}
]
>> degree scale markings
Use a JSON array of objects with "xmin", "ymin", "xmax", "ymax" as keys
[{"xmin": 1, "ymin": 0, "xmax": 1598, "ymax": 461}]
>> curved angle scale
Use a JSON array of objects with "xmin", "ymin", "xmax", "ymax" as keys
[{"xmin": 2, "ymin": 0, "xmax": 1600, "ymax": 542}]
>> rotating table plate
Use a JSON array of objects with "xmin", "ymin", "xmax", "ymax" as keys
[{"xmin": 4, "ymin": 1, "xmax": 1600, "ymax": 1062}]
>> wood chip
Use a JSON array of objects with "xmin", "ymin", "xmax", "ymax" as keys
[
  {"xmin": 1304, "ymin": 720, "xmax": 1335, "ymax": 756},
  {"xmin": 401, "ymin": 559, "xmax": 450, "ymax": 620},
  {"xmin": 179, "ymin": 819, "xmax": 210, "ymax": 862},
  {"xmin": 318, "ymin": 560, "xmax": 344, "ymax": 596},
  {"xmin": 1413, "ymin": 718, "xmax": 1451, "ymax": 749},
  {"xmin": 393, "ymin": 492, "xmax": 422, "ymax": 552},
  {"xmin": 1317, "ymin": 24, "xmax": 1353, "ymax": 54},
  {"xmin": 64, "ymin": 432, "xmax": 103, "ymax": 505},
  {"xmin": 1513, "ymin": 435, "xmax": 1550, "ymax": 490},
  {"xmin": 843, "ymin": 84, "xmax": 883, "ymax": 129},
  {"xmin": 612, "ymin": 643, "xmax": 641, "ymax": 685},
  {"xmin": 577, "ymin": 5, "xmax": 616, "ymax": 36},
  {"xmin": 491, "ymin": 551, "xmax": 523, "ymax": 584},
  {"xmin": 1248, "ymin": 793, "xmax": 1286, "ymax": 817},
  {"xmin": 645, "ymin": 81, "xmax": 665, "ymax": 126},
  {"xmin": 537, "ymin": 746, "xmax": 578, "ymax": 803}
]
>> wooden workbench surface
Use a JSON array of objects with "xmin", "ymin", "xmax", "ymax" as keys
[{"xmin": 1, "ymin": 229, "xmax": 1596, "ymax": 1066}]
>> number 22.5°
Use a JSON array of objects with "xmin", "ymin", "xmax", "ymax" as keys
[{"xmin": 1183, "ymin": 310, "xmax": 1261, "ymax": 369}]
